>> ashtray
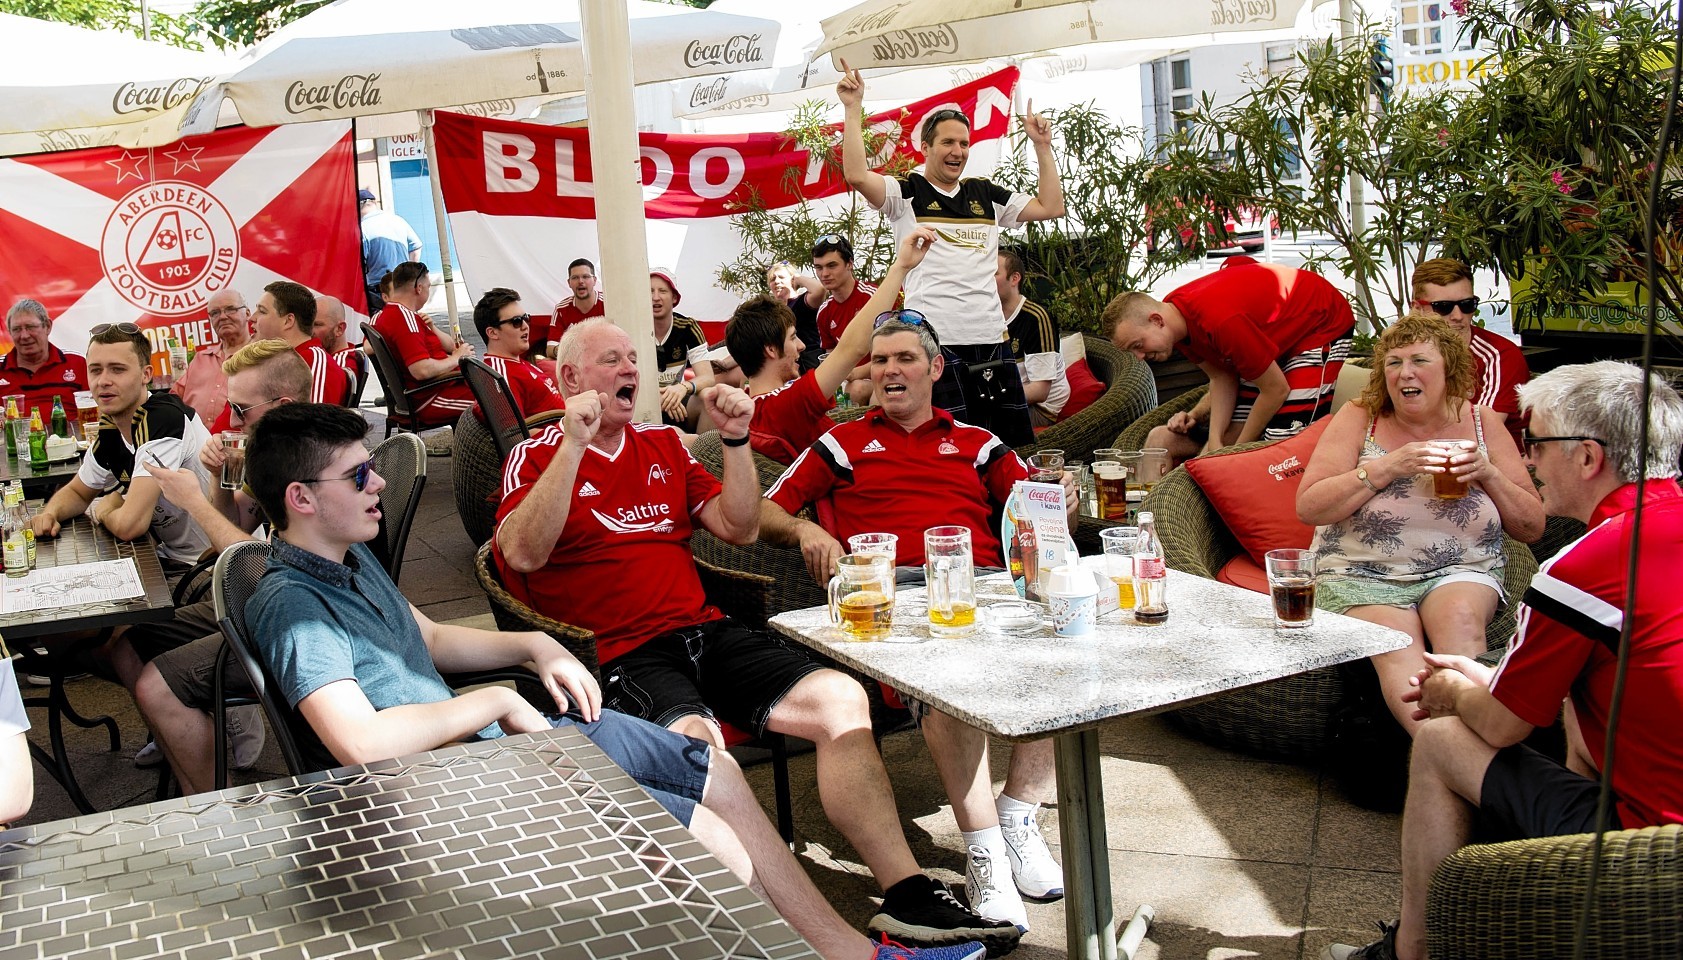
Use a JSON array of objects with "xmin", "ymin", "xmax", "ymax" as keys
[{"xmin": 984, "ymin": 600, "xmax": 1045, "ymax": 636}]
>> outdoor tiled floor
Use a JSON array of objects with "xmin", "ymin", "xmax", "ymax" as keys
[{"xmin": 13, "ymin": 407, "xmax": 1405, "ymax": 960}]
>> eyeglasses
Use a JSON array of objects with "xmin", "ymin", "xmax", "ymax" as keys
[
  {"xmin": 303, "ymin": 457, "xmax": 377, "ymax": 493},
  {"xmin": 1521, "ymin": 434, "xmax": 1606, "ymax": 457},
  {"xmin": 7, "ymin": 323, "xmax": 47, "ymax": 334},
  {"xmin": 497, "ymin": 313, "xmax": 531, "ymax": 328},
  {"xmin": 1419, "ymin": 297, "xmax": 1480, "ymax": 317},
  {"xmin": 90, "ymin": 322, "xmax": 143, "ymax": 336},
  {"xmin": 228, "ymin": 396, "xmax": 284, "ymax": 421},
  {"xmin": 873, "ymin": 308, "xmax": 940, "ymax": 346},
  {"xmin": 207, "ymin": 304, "xmax": 247, "ymax": 317}
]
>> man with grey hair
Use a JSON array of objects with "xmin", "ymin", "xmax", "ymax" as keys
[
  {"xmin": 1328, "ymin": 360, "xmax": 1683, "ymax": 960},
  {"xmin": 0, "ymin": 298, "xmax": 88, "ymax": 414},
  {"xmin": 172, "ymin": 288, "xmax": 252, "ymax": 422},
  {"xmin": 761, "ymin": 314, "xmax": 1080, "ymax": 932}
]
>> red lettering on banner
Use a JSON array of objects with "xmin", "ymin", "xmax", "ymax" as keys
[{"xmin": 434, "ymin": 66, "xmax": 1021, "ymax": 221}]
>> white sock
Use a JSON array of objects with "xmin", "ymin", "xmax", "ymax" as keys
[
  {"xmin": 996, "ymin": 793, "xmax": 1039, "ymax": 828},
  {"xmin": 962, "ymin": 825, "xmax": 1009, "ymax": 862}
]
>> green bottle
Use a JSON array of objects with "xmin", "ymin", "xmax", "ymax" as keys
[
  {"xmin": 2, "ymin": 399, "xmax": 15, "ymax": 460},
  {"xmin": 27, "ymin": 409, "xmax": 46, "ymax": 469},
  {"xmin": 50, "ymin": 396, "xmax": 68, "ymax": 438}
]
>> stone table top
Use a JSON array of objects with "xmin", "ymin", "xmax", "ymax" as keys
[{"xmin": 769, "ymin": 570, "xmax": 1410, "ymax": 740}]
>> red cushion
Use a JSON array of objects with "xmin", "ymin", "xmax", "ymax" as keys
[
  {"xmin": 1183, "ymin": 416, "xmax": 1333, "ymax": 567},
  {"xmin": 1057, "ymin": 358, "xmax": 1106, "ymax": 421},
  {"xmin": 1214, "ymin": 554, "xmax": 1269, "ymax": 594}
]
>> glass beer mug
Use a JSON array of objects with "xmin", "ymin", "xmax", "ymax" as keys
[{"xmin": 828, "ymin": 554, "xmax": 894, "ymax": 641}]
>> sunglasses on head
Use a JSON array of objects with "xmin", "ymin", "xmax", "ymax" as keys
[
  {"xmin": 304, "ymin": 456, "xmax": 377, "ymax": 493},
  {"xmin": 1420, "ymin": 297, "xmax": 1480, "ymax": 317},
  {"xmin": 90, "ymin": 322, "xmax": 143, "ymax": 336},
  {"xmin": 873, "ymin": 308, "xmax": 939, "ymax": 346}
]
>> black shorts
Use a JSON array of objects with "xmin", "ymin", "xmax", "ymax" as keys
[
  {"xmin": 1478, "ymin": 742, "xmax": 1621, "ymax": 841},
  {"xmin": 599, "ymin": 617, "xmax": 825, "ymax": 737}
]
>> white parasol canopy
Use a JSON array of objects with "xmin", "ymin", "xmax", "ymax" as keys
[
  {"xmin": 0, "ymin": 13, "xmax": 235, "ymax": 158},
  {"xmin": 815, "ymin": 0, "xmax": 1324, "ymax": 70},
  {"xmin": 216, "ymin": 0, "xmax": 781, "ymax": 128}
]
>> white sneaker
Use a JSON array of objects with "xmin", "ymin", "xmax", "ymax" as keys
[
  {"xmin": 133, "ymin": 741, "xmax": 164, "ymax": 768},
  {"xmin": 227, "ymin": 705, "xmax": 266, "ymax": 771},
  {"xmin": 964, "ymin": 844, "xmax": 1028, "ymax": 932},
  {"xmin": 1001, "ymin": 812, "xmax": 1066, "ymax": 901}
]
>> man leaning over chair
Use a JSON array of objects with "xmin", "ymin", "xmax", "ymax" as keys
[
  {"xmin": 1327, "ymin": 361, "xmax": 1683, "ymax": 960},
  {"xmin": 245, "ymin": 401, "xmax": 985, "ymax": 960},
  {"xmin": 493, "ymin": 318, "xmax": 1021, "ymax": 954},
  {"xmin": 760, "ymin": 311, "xmax": 1079, "ymax": 932}
]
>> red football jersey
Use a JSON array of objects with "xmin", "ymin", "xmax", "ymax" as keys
[
  {"xmin": 766, "ymin": 408, "xmax": 1027, "ymax": 567},
  {"xmin": 1167, "ymin": 257, "xmax": 1354, "ymax": 381},
  {"xmin": 815, "ymin": 282, "xmax": 879, "ymax": 351},
  {"xmin": 294, "ymin": 338, "xmax": 349, "ymax": 407},
  {"xmin": 493, "ymin": 421, "xmax": 724, "ymax": 662},
  {"xmin": 483, "ymin": 354, "xmax": 563, "ymax": 418},
  {"xmin": 749, "ymin": 371, "xmax": 835, "ymax": 465}
]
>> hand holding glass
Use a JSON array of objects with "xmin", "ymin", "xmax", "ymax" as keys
[{"xmin": 219, "ymin": 431, "xmax": 247, "ymax": 491}]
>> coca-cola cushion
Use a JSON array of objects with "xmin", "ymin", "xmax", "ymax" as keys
[
  {"xmin": 1056, "ymin": 358, "xmax": 1106, "ymax": 422},
  {"xmin": 1184, "ymin": 415, "xmax": 1333, "ymax": 567}
]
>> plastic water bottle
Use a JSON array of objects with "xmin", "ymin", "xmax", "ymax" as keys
[{"xmin": 1133, "ymin": 511, "xmax": 1168, "ymax": 624}]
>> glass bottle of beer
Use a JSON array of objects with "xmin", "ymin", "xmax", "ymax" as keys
[
  {"xmin": 3, "ymin": 397, "xmax": 17, "ymax": 460},
  {"xmin": 1133, "ymin": 511, "xmax": 1169, "ymax": 624},
  {"xmin": 50, "ymin": 396, "xmax": 68, "ymax": 438},
  {"xmin": 2, "ymin": 484, "xmax": 27, "ymax": 577},
  {"xmin": 13, "ymin": 483, "xmax": 33, "ymax": 569},
  {"xmin": 27, "ymin": 409, "xmax": 47, "ymax": 469}
]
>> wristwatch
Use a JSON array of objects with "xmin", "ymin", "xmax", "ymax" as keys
[{"xmin": 1356, "ymin": 466, "xmax": 1380, "ymax": 493}]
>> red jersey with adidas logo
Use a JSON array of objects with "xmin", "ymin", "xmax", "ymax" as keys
[
  {"xmin": 492, "ymin": 420, "xmax": 723, "ymax": 662},
  {"xmin": 766, "ymin": 407, "xmax": 1027, "ymax": 566}
]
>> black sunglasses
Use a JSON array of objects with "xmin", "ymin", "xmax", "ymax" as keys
[
  {"xmin": 90, "ymin": 322, "xmax": 143, "ymax": 336},
  {"xmin": 873, "ymin": 308, "xmax": 940, "ymax": 346},
  {"xmin": 1420, "ymin": 297, "xmax": 1480, "ymax": 317},
  {"xmin": 497, "ymin": 313, "xmax": 532, "ymax": 327},
  {"xmin": 304, "ymin": 456, "xmax": 377, "ymax": 493},
  {"xmin": 228, "ymin": 396, "xmax": 285, "ymax": 421},
  {"xmin": 1521, "ymin": 434, "xmax": 1606, "ymax": 457}
]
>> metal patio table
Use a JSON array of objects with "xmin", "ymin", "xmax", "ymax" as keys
[
  {"xmin": 0, "ymin": 727, "xmax": 819, "ymax": 960},
  {"xmin": 771, "ymin": 569, "xmax": 1410, "ymax": 960}
]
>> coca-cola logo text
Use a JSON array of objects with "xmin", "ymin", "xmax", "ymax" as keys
[
  {"xmin": 683, "ymin": 34, "xmax": 765, "ymax": 69},
  {"xmin": 869, "ymin": 25, "xmax": 959, "ymax": 62},
  {"xmin": 1268, "ymin": 455, "xmax": 1303, "ymax": 480},
  {"xmin": 284, "ymin": 74, "xmax": 384, "ymax": 115},
  {"xmin": 717, "ymin": 94, "xmax": 772, "ymax": 112},
  {"xmin": 689, "ymin": 77, "xmax": 731, "ymax": 109},
  {"xmin": 112, "ymin": 77, "xmax": 213, "ymax": 116},
  {"xmin": 1209, "ymin": 0, "xmax": 1280, "ymax": 27},
  {"xmin": 842, "ymin": 2, "xmax": 912, "ymax": 36}
]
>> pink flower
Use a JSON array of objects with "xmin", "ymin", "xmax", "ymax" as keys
[
  {"xmin": 1436, "ymin": 128, "xmax": 1450, "ymax": 146},
  {"xmin": 1550, "ymin": 170, "xmax": 1571, "ymax": 194},
  {"xmin": 1450, "ymin": 0, "xmax": 1468, "ymax": 15}
]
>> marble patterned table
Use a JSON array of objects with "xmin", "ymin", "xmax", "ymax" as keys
[
  {"xmin": 771, "ymin": 570, "xmax": 1410, "ymax": 960},
  {"xmin": 0, "ymin": 727, "xmax": 819, "ymax": 960}
]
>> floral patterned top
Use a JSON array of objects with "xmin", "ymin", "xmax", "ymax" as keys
[{"xmin": 1309, "ymin": 407, "xmax": 1505, "ymax": 585}]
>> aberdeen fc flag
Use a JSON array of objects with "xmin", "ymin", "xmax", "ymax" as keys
[{"xmin": 0, "ymin": 122, "xmax": 365, "ymax": 353}]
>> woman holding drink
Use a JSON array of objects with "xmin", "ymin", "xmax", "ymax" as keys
[{"xmin": 1295, "ymin": 313, "xmax": 1543, "ymax": 735}]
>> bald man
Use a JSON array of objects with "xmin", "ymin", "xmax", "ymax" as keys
[
  {"xmin": 313, "ymin": 294, "xmax": 365, "ymax": 399},
  {"xmin": 173, "ymin": 288, "xmax": 253, "ymax": 422}
]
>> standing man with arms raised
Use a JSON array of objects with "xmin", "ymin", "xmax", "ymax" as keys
[{"xmin": 837, "ymin": 61, "xmax": 1064, "ymax": 442}]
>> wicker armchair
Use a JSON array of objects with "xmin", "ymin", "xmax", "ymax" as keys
[
  {"xmin": 1020, "ymin": 336, "xmax": 1157, "ymax": 463},
  {"xmin": 1144, "ymin": 445, "xmax": 1539, "ymax": 759},
  {"xmin": 453, "ymin": 409, "xmax": 505, "ymax": 548},
  {"xmin": 1425, "ymin": 824, "xmax": 1682, "ymax": 959},
  {"xmin": 1113, "ymin": 383, "xmax": 1207, "ymax": 451}
]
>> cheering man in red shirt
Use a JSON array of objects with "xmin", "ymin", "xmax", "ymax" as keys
[
  {"xmin": 1328, "ymin": 361, "xmax": 1683, "ymax": 960},
  {"xmin": 1106, "ymin": 257, "xmax": 1354, "ymax": 466},
  {"xmin": 760, "ymin": 316, "xmax": 1079, "ymax": 933},
  {"xmin": 492, "ymin": 320, "xmax": 1019, "ymax": 954},
  {"xmin": 728, "ymin": 228, "xmax": 936, "ymax": 463}
]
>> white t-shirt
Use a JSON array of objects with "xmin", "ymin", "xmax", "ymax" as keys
[
  {"xmin": 875, "ymin": 171, "xmax": 1030, "ymax": 346},
  {"xmin": 78, "ymin": 393, "xmax": 214, "ymax": 563},
  {"xmin": 0, "ymin": 658, "xmax": 27, "ymax": 738},
  {"xmin": 1005, "ymin": 298, "xmax": 1069, "ymax": 423}
]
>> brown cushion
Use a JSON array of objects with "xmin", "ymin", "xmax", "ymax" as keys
[{"xmin": 1184, "ymin": 416, "xmax": 1333, "ymax": 566}]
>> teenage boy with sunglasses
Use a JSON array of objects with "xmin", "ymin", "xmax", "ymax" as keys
[
  {"xmin": 1105, "ymin": 257, "xmax": 1355, "ymax": 467},
  {"xmin": 761, "ymin": 315, "xmax": 1081, "ymax": 933},
  {"xmin": 728, "ymin": 229, "xmax": 936, "ymax": 463},
  {"xmin": 474, "ymin": 287, "xmax": 563, "ymax": 418},
  {"xmin": 244, "ymin": 402, "xmax": 987, "ymax": 960},
  {"xmin": 1411, "ymin": 257, "xmax": 1529, "ymax": 450}
]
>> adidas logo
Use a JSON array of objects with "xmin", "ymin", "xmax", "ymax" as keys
[
  {"xmin": 926, "ymin": 200, "xmax": 942, "ymax": 211},
  {"xmin": 579, "ymin": 481, "xmax": 602, "ymax": 497},
  {"xmin": 861, "ymin": 439, "xmax": 887, "ymax": 453}
]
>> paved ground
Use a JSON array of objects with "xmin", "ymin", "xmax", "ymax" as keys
[{"xmin": 12, "ymin": 407, "xmax": 1405, "ymax": 960}]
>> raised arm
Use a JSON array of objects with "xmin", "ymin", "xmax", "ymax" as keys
[
  {"xmin": 1016, "ymin": 101, "xmax": 1065, "ymax": 222},
  {"xmin": 693, "ymin": 384, "xmax": 759, "ymax": 545},
  {"xmin": 495, "ymin": 396, "xmax": 600, "ymax": 572},
  {"xmin": 838, "ymin": 60, "xmax": 888, "ymax": 209},
  {"xmin": 812, "ymin": 227, "xmax": 936, "ymax": 398}
]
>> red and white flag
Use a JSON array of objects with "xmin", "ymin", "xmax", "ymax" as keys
[
  {"xmin": 0, "ymin": 122, "xmax": 366, "ymax": 354},
  {"xmin": 434, "ymin": 66, "xmax": 1019, "ymax": 322}
]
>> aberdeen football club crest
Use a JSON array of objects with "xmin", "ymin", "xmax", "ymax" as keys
[{"xmin": 101, "ymin": 181, "xmax": 240, "ymax": 316}]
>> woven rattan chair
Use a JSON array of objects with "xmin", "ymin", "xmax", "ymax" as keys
[
  {"xmin": 453, "ymin": 409, "xmax": 507, "ymax": 548},
  {"xmin": 473, "ymin": 543, "xmax": 795, "ymax": 840},
  {"xmin": 1113, "ymin": 383, "xmax": 1207, "ymax": 452},
  {"xmin": 361, "ymin": 322, "xmax": 465, "ymax": 436},
  {"xmin": 1144, "ymin": 443, "xmax": 1539, "ymax": 759},
  {"xmin": 1425, "ymin": 824, "xmax": 1681, "ymax": 959},
  {"xmin": 368, "ymin": 432, "xmax": 425, "ymax": 583},
  {"xmin": 1020, "ymin": 336, "xmax": 1157, "ymax": 463},
  {"xmin": 458, "ymin": 356, "xmax": 530, "ymax": 460}
]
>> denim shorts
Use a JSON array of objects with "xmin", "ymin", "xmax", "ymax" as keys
[{"xmin": 549, "ymin": 710, "xmax": 711, "ymax": 826}]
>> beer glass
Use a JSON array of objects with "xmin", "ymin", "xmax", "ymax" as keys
[
  {"xmin": 1093, "ymin": 460, "xmax": 1129, "ymax": 521},
  {"xmin": 1100, "ymin": 527, "xmax": 1142, "ymax": 611},
  {"xmin": 924, "ymin": 525, "xmax": 977, "ymax": 638},
  {"xmin": 827, "ymin": 554, "xmax": 894, "ymax": 641},
  {"xmin": 1265, "ymin": 548, "xmax": 1317, "ymax": 628},
  {"xmin": 74, "ymin": 391, "xmax": 99, "ymax": 442},
  {"xmin": 848, "ymin": 533, "xmax": 899, "ymax": 599},
  {"xmin": 1026, "ymin": 452, "xmax": 1064, "ymax": 484},
  {"xmin": 1432, "ymin": 439, "xmax": 1472, "ymax": 499},
  {"xmin": 1138, "ymin": 448, "xmax": 1171, "ymax": 491},
  {"xmin": 219, "ymin": 431, "xmax": 247, "ymax": 491}
]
